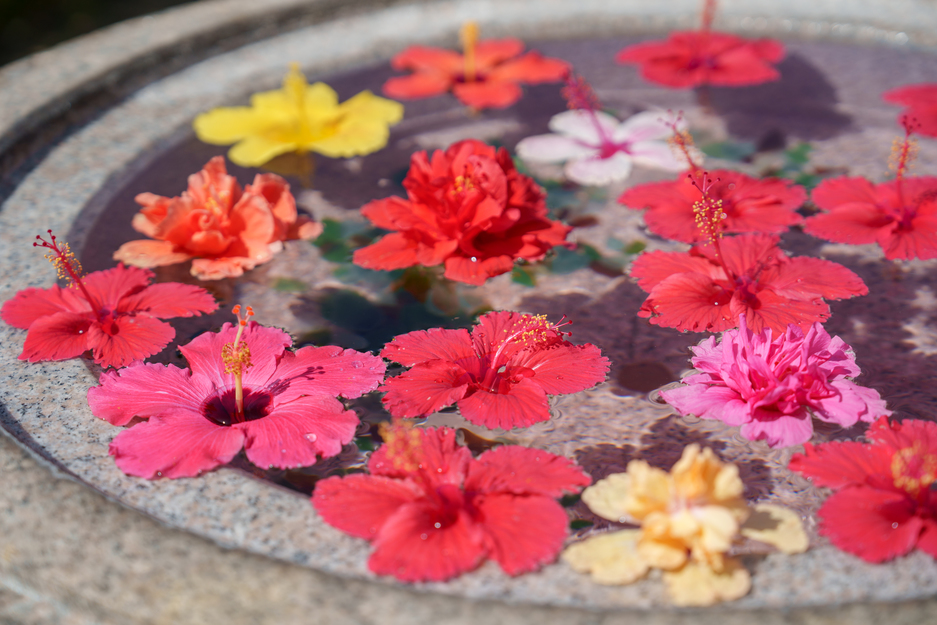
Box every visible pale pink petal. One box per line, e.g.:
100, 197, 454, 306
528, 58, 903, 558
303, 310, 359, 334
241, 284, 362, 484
312, 474, 423, 539
548, 110, 619, 145
457, 378, 550, 430
87, 362, 213, 426
515, 134, 597, 164
629, 141, 687, 171
812, 381, 891, 428
613, 110, 677, 143
565, 152, 634, 186
476, 493, 569, 575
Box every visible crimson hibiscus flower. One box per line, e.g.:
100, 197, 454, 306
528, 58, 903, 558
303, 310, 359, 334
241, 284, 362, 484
352, 139, 570, 286
630, 233, 868, 334
379, 311, 609, 429
312, 426, 590, 582
87, 313, 385, 478
1, 232, 217, 368
789, 417, 937, 563
620, 170, 806, 243
883, 84, 937, 137
382, 22, 569, 109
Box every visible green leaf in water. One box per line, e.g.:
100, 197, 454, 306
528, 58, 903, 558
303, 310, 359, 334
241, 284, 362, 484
785, 142, 812, 166
511, 265, 536, 287
549, 245, 593, 274
624, 240, 647, 255
570, 519, 594, 530
272, 277, 309, 292
354, 436, 375, 452
559, 493, 581, 508
701, 140, 756, 161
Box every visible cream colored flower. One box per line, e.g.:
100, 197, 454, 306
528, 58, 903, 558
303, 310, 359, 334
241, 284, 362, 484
565, 444, 807, 606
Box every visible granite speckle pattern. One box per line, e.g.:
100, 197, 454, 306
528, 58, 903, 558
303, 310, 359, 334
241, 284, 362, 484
4, 0, 937, 622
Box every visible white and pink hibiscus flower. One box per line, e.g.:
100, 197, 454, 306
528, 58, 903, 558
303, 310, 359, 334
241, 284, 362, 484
660, 315, 890, 448
515, 109, 690, 186
87, 313, 385, 478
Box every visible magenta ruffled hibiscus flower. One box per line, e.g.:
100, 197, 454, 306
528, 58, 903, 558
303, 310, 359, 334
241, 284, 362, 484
789, 417, 937, 563
661, 315, 890, 448
378, 311, 610, 429
88, 311, 385, 478
312, 426, 590, 582
1, 231, 217, 368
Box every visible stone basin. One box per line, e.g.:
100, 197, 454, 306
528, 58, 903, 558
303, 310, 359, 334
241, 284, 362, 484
2, 1, 937, 623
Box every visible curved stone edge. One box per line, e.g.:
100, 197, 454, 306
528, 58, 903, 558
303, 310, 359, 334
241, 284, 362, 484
2, 0, 937, 621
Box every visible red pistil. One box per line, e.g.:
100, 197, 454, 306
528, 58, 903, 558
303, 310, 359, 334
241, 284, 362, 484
222, 305, 254, 422
890, 114, 920, 223
690, 172, 734, 280
481, 314, 571, 391
34, 230, 101, 313
562, 73, 615, 151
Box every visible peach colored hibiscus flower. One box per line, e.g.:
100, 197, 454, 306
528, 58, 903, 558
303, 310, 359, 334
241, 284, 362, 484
113, 156, 322, 280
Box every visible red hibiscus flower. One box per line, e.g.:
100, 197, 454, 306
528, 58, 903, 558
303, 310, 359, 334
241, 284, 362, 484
629, 233, 868, 334
113, 156, 321, 280
352, 139, 570, 286
619, 170, 806, 244
616, 32, 784, 89
312, 425, 590, 582
883, 84, 937, 138
87, 310, 385, 478
789, 417, 937, 563
382, 22, 569, 109
378, 311, 609, 430
1, 232, 217, 369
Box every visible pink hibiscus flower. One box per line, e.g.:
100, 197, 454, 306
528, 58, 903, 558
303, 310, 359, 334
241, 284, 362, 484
619, 170, 806, 243
661, 315, 890, 448
379, 311, 609, 430
383, 22, 569, 109
352, 139, 570, 286
312, 425, 590, 582
883, 84, 937, 138
789, 417, 937, 563
629, 233, 868, 334
87, 308, 385, 478
1, 232, 217, 369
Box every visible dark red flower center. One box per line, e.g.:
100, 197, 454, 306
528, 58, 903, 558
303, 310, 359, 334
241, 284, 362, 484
201, 387, 273, 426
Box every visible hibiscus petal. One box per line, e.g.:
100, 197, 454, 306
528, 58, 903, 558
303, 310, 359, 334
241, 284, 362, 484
109, 412, 245, 479
180, 322, 292, 389
662, 384, 751, 426
87, 362, 213, 426
452, 80, 523, 109
381, 361, 471, 418
18, 311, 91, 362
628, 141, 687, 172
269, 345, 385, 403
367, 426, 472, 482
475, 493, 569, 575
369, 504, 487, 582
86, 315, 176, 369
803, 205, 893, 246
816, 485, 922, 563
389, 45, 463, 73
662, 558, 751, 606
352, 232, 424, 271
868, 416, 937, 454
457, 378, 550, 430
465, 445, 590, 497
474, 39, 525, 70
639, 272, 735, 333
239, 395, 358, 469
740, 504, 808, 554
443, 254, 514, 285
312, 474, 423, 539
879, 216, 937, 260
228, 135, 296, 168
630, 249, 723, 291
788, 440, 892, 489
380, 327, 474, 367
0, 285, 85, 329
118, 282, 217, 318
565, 152, 634, 186
515, 134, 597, 164
766, 256, 868, 301
548, 110, 619, 145
521, 343, 609, 395
563, 529, 648, 584
739, 409, 814, 448
193, 107, 269, 144
485, 51, 569, 84
810, 176, 879, 210
613, 110, 676, 143
81, 264, 154, 307
812, 380, 891, 428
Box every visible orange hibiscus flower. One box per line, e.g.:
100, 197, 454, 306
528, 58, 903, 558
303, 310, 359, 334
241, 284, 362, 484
114, 156, 322, 280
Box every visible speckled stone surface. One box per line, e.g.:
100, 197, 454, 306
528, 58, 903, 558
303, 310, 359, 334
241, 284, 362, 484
4, 0, 937, 623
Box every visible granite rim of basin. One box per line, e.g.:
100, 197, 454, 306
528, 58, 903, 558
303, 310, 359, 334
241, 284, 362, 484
2, 0, 937, 622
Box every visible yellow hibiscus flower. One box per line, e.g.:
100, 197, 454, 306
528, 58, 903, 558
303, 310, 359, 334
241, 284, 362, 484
564, 444, 807, 606
193, 64, 404, 167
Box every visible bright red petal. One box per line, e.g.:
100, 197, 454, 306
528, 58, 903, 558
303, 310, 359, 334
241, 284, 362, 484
879, 216, 937, 260
109, 412, 245, 479
81, 264, 154, 308
789, 441, 894, 489
239, 395, 358, 469
0, 285, 85, 329
474, 39, 525, 69
118, 282, 217, 318
475, 493, 569, 575
730, 288, 830, 335
522, 343, 609, 395
452, 80, 523, 109
466, 445, 590, 497
369, 502, 487, 582
382, 71, 453, 100
86, 314, 175, 369
803, 205, 893, 245
389, 45, 463, 73
380, 361, 471, 418
269, 345, 385, 403
817, 486, 922, 563
353, 232, 424, 271
486, 52, 569, 84
18, 311, 91, 362
639, 272, 734, 333
457, 378, 550, 430
443, 254, 515, 285
764, 256, 868, 301
87, 362, 212, 426
868, 416, 937, 456
380, 327, 474, 367
810, 177, 879, 211
368, 426, 471, 483
312, 474, 423, 539
630, 250, 722, 292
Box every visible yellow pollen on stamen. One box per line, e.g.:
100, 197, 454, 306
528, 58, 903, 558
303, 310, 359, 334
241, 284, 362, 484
460, 22, 479, 83
452, 175, 475, 194
379, 421, 424, 472
222, 305, 255, 420
891, 442, 937, 495
889, 135, 919, 180
43, 242, 82, 287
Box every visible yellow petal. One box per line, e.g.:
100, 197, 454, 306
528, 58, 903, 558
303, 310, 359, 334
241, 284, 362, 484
693, 505, 742, 554
228, 135, 296, 168
307, 119, 391, 158
663, 558, 751, 607
563, 530, 649, 585
636, 530, 688, 571
193, 107, 270, 144
339, 90, 405, 124
741, 504, 809, 554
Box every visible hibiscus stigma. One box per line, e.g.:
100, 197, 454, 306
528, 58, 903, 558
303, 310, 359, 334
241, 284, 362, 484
222, 305, 255, 421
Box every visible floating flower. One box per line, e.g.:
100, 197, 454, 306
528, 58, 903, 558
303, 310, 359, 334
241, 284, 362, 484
193, 64, 403, 167
564, 444, 806, 606
515, 74, 688, 186
87, 306, 385, 478
616, 1, 783, 89
113, 156, 322, 280
1, 232, 217, 369
661, 315, 890, 448
312, 425, 590, 582
382, 22, 569, 109
620, 170, 806, 243
352, 139, 570, 285
379, 311, 609, 429
789, 417, 937, 563
804, 118, 937, 261
883, 84, 937, 138
630, 198, 868, 334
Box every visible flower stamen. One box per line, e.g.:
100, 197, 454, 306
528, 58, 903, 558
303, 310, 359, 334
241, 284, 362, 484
460, 22, 479, 83
222, 305, 255, 421
889, 114, 920, 214
379, 420, 424, 472
34, 230, 100, 311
